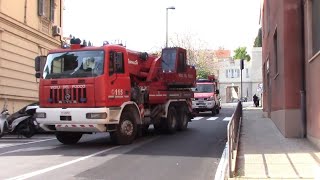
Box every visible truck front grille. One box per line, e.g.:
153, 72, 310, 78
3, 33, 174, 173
49, 87, 87, 104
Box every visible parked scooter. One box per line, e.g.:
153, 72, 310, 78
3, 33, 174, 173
0, 100, 39, 138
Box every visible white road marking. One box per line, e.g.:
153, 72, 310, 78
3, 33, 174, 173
192, 117, 203, 121
0, 138, 56, 149
223, 117, 232, 121
6, 137, 158, 180
0, 146, 59, 156
0, 139, 34, 142
207, 117, 218, 121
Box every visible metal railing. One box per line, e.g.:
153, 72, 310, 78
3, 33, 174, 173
227, 101, 243, 178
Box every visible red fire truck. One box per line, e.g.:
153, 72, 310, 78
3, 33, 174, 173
34, 39, 196, 145
191, 75, 221, 115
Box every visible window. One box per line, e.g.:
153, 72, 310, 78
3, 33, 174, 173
225, 69, 228, 78
313, 0, 320, 54
38, 0, 55, 22
109, 51, 124, 75
273, 29, 278, 75
162, 49, 177, 72
231, 69, 234, 78
115, 52, 125, 73
246, 68, 249, 78
235, 69, 240, 78
43, 51, 104, 79
178, 52, 186, 72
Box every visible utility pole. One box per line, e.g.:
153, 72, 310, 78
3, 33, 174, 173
240, 59, 244, 100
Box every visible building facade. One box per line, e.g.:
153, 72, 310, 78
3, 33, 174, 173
217, 48, 262, 103
0, 0, 63, 112
262, 0, 320, 148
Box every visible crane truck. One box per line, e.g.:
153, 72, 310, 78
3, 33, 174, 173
34, 39, 196, 145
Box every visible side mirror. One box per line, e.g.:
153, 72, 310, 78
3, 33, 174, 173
215, 89, 220, 95
35, 72, 41, 78
35, 56, 46, 72
35, 56, 41, 72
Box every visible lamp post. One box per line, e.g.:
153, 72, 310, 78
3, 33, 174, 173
166, 6, 175, 47
240, 59, 244, 101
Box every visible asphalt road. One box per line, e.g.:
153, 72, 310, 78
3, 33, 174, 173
0, 106, 235, 180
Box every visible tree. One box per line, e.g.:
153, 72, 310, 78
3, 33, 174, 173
170, 33, 217, 78
197, 69, 210, 79
233, 47, 251, 61
253, 27, 262, 47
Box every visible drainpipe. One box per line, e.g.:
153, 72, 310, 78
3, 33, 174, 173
300, 0, 306, 138
59, 0, 63, 47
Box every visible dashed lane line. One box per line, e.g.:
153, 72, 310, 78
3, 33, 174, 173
223, 117, 232, 121
192, 117, 204, 121
207, 117, 219, 121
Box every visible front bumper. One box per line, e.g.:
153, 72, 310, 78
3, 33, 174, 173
36, 107, 119, 132
192, 100, 215, 111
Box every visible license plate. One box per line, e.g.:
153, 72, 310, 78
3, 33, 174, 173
60, 116, 72, 121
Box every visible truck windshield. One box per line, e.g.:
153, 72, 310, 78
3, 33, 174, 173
43, 51, 104, 79
195, 84, 214, 93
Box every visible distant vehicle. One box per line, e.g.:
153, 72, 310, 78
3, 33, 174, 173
191, 76, 221, 115
239, 97, 248, 102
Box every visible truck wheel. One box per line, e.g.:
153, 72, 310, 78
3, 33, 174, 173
215, 107, 220, 114
56, 132, 82, 144
211, 108, 216, 115
177, 106, 189, 131
165, 106, 177, 134
110, 109, 137, 145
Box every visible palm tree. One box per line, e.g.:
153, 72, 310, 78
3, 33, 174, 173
233, 47, 251, 61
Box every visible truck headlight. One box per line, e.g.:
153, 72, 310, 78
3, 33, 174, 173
86, 112, 107, 119
208, 96, 214, 101
36, 112, 46, 118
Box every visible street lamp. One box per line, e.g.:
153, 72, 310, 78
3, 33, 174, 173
166, 6, 175, 47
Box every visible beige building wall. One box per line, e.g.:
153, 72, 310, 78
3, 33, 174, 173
0, 0, 63, 112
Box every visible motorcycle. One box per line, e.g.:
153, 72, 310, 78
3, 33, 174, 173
0, 100, 39, 138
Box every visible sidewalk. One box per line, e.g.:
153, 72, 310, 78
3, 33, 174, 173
234, 107, 320, 179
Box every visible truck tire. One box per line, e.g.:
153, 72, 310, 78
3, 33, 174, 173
56, 132, 82, 144
211, 108, 217, 115
215, 107, 220, 114
177, 106, 189, 131
165, 106, 177, 134
110, 109, 137, 145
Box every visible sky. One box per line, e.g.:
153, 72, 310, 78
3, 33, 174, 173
63, 0, 261, 55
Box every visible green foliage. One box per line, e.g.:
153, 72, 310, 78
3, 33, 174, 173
196, 69, 210, 79
233, 47, 251, 61
253, 28, 262, 47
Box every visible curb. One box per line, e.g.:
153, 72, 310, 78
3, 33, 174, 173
215, 143, 229, 180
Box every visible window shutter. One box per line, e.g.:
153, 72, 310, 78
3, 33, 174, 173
38, 0, 44, 16
50, 0, 55, 22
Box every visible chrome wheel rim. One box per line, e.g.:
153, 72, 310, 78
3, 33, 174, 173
121, 120, 134, 136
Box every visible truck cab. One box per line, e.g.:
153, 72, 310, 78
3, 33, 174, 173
191, 77, 221, 115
